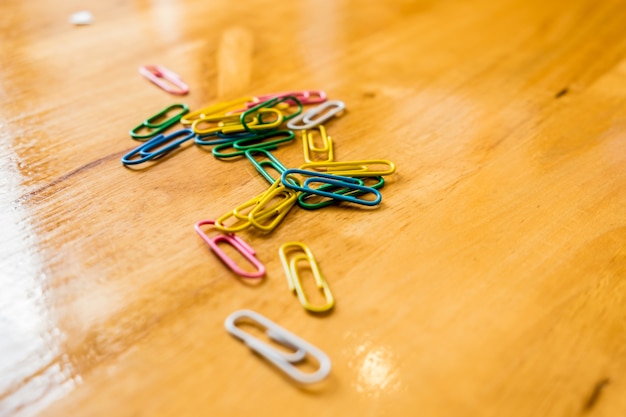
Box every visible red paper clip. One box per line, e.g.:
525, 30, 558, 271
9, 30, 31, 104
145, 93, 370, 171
139, 65, 189, 95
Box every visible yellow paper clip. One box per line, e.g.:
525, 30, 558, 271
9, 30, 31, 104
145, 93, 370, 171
192, 107, 283, 136
299, 159, 396, 177
279, 242, 334, 313
214, 208, 251, 233
192, 112, 242, 136
248, 181, 299, 232
215, 190, 266, 233
181, 96, 257, 125
216, 180, 298, 233
302, 126, 334, 163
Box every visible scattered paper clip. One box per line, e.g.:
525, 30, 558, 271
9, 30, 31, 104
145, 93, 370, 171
215, 179, 298, 233
190, 96, 294, 136
281, 169, 382, 206
225, 309, 331, 384
211, 130, 294, 159
298, 176, 385, 210
130, 104, 189, 140
122, 129, 194, 165
139, 65, 189, 95
181, 97, 258, 126
300, 159, 396, 177
194, 220, 265, 278
245, 149, 289, 184
302, 126, 334, 163
287, 100, 345, 130
240, 96, 303, 132
248, 180, 299, 232
245, 90, 327, 108
279, 242, 334, 313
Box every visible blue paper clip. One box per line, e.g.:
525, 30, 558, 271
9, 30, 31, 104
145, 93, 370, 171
281, 169, 381, 206
122, 129, 194, 165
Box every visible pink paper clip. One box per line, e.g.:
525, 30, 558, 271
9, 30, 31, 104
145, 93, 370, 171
300, 90, 327, 104
245, 91, 327, 108
139, 65, 189, 95
194, 219, 265, 279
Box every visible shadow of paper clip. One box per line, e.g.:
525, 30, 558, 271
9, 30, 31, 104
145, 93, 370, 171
225, 310, 331, 384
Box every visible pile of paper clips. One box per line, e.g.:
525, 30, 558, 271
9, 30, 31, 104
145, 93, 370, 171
122, 89, 396, 384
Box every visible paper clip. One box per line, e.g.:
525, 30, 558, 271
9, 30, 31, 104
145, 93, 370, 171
302, 126, 334, 163
248, 180, 299, 232
299, 90, 327, 105
225, 310, 331, 384
130, 104, 189, 140
298, 176, 385, 210
241, 96, 302, 131
300, 159, 396, 177
281, 169, 382, 207
245, 149, 288, 185
245, 90, 327, 108
214, 207, 252, 233
212, 131, 294, 159
214, 179, 298, 233
181, 97, 258, 126
191, 108, 278, 136
194, 220, 265, 278
279, 242, 334, 313
139, 65, 189, 95
191, 113, 243, 136
194, 132, 240, 146
302, 177, 382, 206
287, 100, 345, 130
122, 129, 195, 165
245, 91, 306, 108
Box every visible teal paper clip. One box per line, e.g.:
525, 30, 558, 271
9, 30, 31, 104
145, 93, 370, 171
196, 130, 262, 146
245, 149, 288, 185
194, 133, 238, 146
129, 103, 189, 140
281, 169, 381, 207
298, 176, 385, 209
302, 177, 382, 206
212, 130, 294, 159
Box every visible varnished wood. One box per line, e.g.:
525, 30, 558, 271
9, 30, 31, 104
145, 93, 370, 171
1, 0, 626, 416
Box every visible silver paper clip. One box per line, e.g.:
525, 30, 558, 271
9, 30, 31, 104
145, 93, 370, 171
287, 100, 345, 130
225, 310, 331, 384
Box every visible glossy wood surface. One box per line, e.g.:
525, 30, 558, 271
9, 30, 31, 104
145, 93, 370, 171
2, 0, 626, 416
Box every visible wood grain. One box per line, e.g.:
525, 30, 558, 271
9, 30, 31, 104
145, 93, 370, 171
1, 0, 626, 416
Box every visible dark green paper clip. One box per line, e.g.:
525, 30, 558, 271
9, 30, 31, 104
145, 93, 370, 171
130, 103, 189, 140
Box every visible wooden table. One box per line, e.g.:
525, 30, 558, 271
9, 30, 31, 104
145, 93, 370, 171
1, 0, 625, 416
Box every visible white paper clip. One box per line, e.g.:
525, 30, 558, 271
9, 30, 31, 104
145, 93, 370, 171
225, 310, 331, 384
286, 100, 346, 130
69, 11, 93, 26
